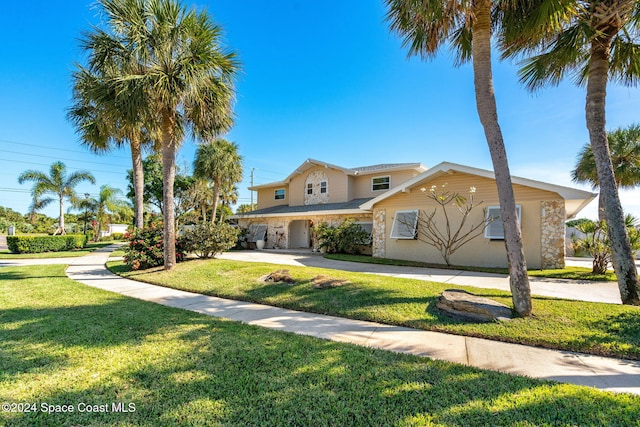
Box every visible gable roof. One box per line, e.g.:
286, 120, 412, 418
359, 162, 597, 218
248, 158, 426, 190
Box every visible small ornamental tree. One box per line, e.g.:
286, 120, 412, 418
181, 222, 239, 259
124, 222, 185, 270
416, 185, 494, 266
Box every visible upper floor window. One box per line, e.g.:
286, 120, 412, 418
484, 205, 521, 239
320, 181, 327, 194
306, 183, 313, 195
372, 176, 390, 191
274, 189, 285, 200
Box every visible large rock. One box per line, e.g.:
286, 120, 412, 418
437, 289, 513, 322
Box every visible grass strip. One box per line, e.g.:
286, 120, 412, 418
0, 242, 116, 259
325, 253, 617, 281
108, 258, 640, 360
2, 264, 640, 426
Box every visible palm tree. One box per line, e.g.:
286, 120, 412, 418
572, 124, 640, 218
68, 65, 152, 230
90, 0, 238, 270
385, 0, 532, 316
505, 0, 640, 305
193, 139, 243, 224
18, 161, 95, 235
94, 185, 133, 239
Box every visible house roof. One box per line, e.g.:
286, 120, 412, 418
359, 162, 597, 218
232, 198, 374, 219
248, 158, 426, 190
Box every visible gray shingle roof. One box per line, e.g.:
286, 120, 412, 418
351, 163, 421, 173
237, 198, 373, 216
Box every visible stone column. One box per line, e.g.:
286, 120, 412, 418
372, 208, 386, 258
540, 200, 566, 269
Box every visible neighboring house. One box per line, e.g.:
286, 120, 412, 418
233, 159, 596, 269
99, 223, 129, 238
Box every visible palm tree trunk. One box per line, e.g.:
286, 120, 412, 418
472, 0, 531, 316
586, 41, 640, 305
131, 136, 145, 229
211, 179, 221, 224
162, 110, 177, 270
58, 196, 65, 235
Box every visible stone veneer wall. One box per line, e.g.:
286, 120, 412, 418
372, 208, 386, 258
304, 171, 330, 205
540, 200, 566, 269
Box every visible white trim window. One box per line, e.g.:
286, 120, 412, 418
372, 176, 390, 191
355, 221, 373, 244
274, 189, 286, 200
248, 224, 268, 242
320, 181, 328, 194
390, 210, 419, 239
484, 205, 522, 239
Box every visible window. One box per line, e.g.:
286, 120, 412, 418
320, 181, 327, 194
247, 224, 267, 242
274, 189, 285, 200
390, 210, 419, 239
484, 205, 522, 239
372, 176, 390, 191
306, 183, 313, 195
356, 222, 373, 244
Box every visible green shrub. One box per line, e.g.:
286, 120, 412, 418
111, 232, 125, 241
314, 220, 370, 255
124, 222, 186, 270
6, 234, 87, 254
181, 222, 239, 259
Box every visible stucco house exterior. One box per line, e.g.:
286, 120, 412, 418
233, 159, 596, 269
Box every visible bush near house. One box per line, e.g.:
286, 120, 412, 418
181, 222, 239, 259
314, 220, 370, 255
6, 234, 87, 254
123, 222, 186, 270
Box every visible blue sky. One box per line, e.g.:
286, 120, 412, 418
1, 0, 639, 221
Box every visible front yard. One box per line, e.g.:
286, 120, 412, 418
1, 264, 640, 426
108, 258, 640, 360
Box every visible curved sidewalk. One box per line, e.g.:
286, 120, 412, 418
56, 245, 640, 395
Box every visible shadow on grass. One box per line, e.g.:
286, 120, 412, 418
4, 306, 639, 426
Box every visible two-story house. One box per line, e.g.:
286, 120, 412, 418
234, 158, 596, 269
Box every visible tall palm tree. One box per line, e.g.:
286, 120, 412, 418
193, 139, 243, 224
385, 0, 532, 316
90, 0, 238, 270
504, 0, 640, 305
572, 124, 640, 217
17, 161, 95, 235
68, 65, 152, 230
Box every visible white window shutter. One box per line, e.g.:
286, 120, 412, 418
390, 210, 418, 239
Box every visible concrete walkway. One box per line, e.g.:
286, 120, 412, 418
44, 245, 637, 395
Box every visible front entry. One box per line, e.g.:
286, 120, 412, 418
289, 220, 310, 249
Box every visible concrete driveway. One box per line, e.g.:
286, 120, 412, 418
218, 251, 624, 304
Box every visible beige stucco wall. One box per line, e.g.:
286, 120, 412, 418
256, 186, 289, 210
372, 172, 566, 269
351, 170, 422, 200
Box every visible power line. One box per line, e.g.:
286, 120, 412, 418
0, 138, 130, 160
0, 148, 130, 168
0, 158, 129, 176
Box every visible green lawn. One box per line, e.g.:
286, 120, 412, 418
325, 253, 617, 282
108, 258, 640, 360
2, 264, 639, 426
0, 242, 117, 259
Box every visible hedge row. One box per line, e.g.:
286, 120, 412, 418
7, 234, 87, 254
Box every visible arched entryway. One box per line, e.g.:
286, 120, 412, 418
288, 220, 310, 249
